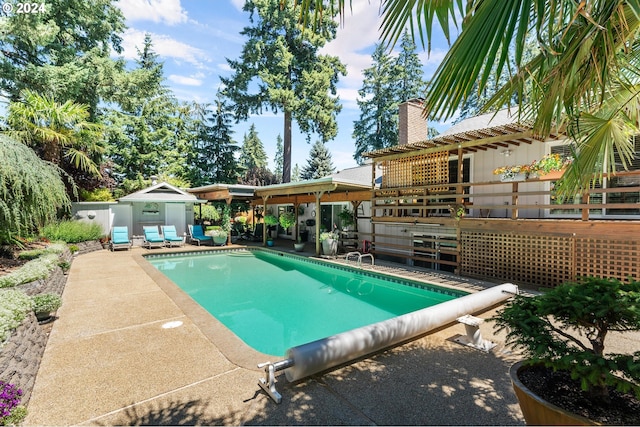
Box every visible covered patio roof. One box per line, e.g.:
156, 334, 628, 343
364, 109, 565, 161
187, 183, 257, 202
254, 176, 371, 203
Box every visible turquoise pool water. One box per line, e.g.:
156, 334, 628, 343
147, 250, 467, 355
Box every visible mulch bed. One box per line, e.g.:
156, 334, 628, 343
519, 365, 640, 425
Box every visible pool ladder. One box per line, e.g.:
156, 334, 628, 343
345, 251, 374, 268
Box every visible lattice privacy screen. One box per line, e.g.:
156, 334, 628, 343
461, 232, 640, 287
460, 232, 575, 288
381, 152, 449, 190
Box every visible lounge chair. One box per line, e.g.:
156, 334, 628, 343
110, 226, 132, 251
143, 226, 165, 249
187, 224, 213, 246
161, 225, 185, 247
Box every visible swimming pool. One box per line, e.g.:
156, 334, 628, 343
147, 249, 468, 356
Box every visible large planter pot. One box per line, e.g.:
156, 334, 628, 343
212, 235, 227, 246
510, 361, 597, 426
266, 240, 274, 247
321, 238, 337, 256
293, 242, 305, 252
538, 169, 565, 180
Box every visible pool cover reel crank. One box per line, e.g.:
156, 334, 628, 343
257, 359, 294, 404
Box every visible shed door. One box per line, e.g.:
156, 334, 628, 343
165, 203, 186, 236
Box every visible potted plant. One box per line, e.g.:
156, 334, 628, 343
319, 231, 338, 256
293, 236, 305, 252
278, 211, 296, 233
493, 164, 531, 181
448, 204, 465, 221
206, 228, 227, 246
263, 214, 278, 239
493, 277, 640, 425
337, 207, 355, 230
266, 236, 275, 247
531, 153, 572, 179
31, 293, 62, 322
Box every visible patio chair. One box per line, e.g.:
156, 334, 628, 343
143, 226, 165, 249
187, 224, 213, 246
160, 225, 185, 247
110, 226, 132, 251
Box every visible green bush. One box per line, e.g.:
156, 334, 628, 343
0, 254, 59, 288
41, 220, 104, 243
31, 293, 62, 313
79, 188, 114, 201
0, 290, 32, 345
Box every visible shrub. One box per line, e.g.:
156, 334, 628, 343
0, 290, 32, 345
31, 293, 62, 314
493, 276, 640, 400
41, 220, 103, 243
0, 381, 23, 424
0, 254, 59, 288
79, 188, 114, 201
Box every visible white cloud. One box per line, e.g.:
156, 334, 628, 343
321, 3, 383, 90
230, 0, 244, 12
117, 0, 188, 25
168, 74, 203, 86
119, 28, 209, 67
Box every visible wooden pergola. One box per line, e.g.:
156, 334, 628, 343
254, 177, 371, 255
187, 183, 258, 245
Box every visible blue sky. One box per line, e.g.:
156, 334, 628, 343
116, 0, 455, 172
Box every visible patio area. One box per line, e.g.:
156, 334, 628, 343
23, 243, 531, 425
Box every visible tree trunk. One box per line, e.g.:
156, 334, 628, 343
283, 110, 292, 183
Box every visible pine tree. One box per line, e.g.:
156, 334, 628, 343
105, 34, 179, 183
273, 134, 284, 183
291, 163, 301, 182
221, 0, 345, 183
301, 141, 334, 180
352, 44, 399, 164
184, 97, 239, 187
352, 30, 429, 164
395, 31, 428, 103
239, 124, 268, 171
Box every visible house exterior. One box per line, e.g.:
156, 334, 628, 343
362, 100, 640, 287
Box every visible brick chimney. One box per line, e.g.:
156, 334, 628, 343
398, 99, 427, 145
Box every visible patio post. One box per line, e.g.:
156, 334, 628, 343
262, 195, 270, 246
313, 191, 325, 255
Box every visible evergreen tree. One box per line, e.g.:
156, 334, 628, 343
221, 0, 345, 183
395, 31, 428, 103
273, 134, 284, 183
352, 32, 428, 163
239, 124, 268, 171
352, 44, 400, 164
105, 34, 179, 183
301, 140, 334, 180
291, 163, 301, 182
0, 0, 126, 115
185, 97, 239, 187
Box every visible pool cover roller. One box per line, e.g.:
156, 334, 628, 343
283, 282, 518, 382
258, 282, 518, 403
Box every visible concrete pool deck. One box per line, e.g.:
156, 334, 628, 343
24, 244, 531, 425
